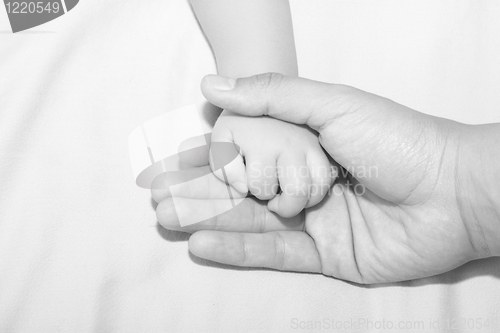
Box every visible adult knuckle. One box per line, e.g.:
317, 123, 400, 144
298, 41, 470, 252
252, 201, 267, 233
273, 232, 286, 270
251, 72, 284, 93
239, 233, 249, 265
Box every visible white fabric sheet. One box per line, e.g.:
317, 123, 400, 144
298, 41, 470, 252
1, 0, 500, 332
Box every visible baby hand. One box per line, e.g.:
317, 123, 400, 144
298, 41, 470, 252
210, 110, 335, 218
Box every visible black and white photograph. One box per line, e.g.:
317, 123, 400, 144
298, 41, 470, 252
1, 0, 500, 332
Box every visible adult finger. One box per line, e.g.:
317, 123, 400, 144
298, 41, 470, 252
151, 165, 250, 203
156, 197, 304, 233
189, 230, 322, 273
200, 73, 360, 132
151, 166, 229, 203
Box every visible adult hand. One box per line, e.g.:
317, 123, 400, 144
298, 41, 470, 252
154, 73, 500, 284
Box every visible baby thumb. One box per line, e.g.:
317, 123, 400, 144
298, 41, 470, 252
209, 128, 247, 194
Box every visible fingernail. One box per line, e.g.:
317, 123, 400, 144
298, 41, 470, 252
206, 75, 236, 91
267, 195, 279, 213
232, 181, 248, 193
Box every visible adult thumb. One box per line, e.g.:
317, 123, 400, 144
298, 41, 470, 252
200, 73, 358, 132
200, 73, 437, 204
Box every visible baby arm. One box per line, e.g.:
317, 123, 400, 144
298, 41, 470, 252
190, 0, 334, 217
